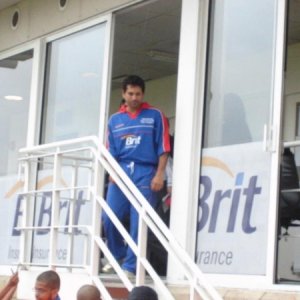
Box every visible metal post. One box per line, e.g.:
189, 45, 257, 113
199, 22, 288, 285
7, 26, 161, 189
136, 208, 147, 285
89, 157, 101, 276
66, 161, 78, 270
19, 161, 30, 265
49, 151, 61, 268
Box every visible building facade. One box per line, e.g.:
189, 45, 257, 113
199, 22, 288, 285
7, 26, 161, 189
0, 0, 300, 296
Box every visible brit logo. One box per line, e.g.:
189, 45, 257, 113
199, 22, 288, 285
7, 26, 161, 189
125, 135, 141, 146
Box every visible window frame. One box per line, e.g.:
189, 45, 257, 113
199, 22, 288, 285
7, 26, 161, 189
38, 13, 113, 147
0, 12, 113, 270
0, 41, 37, 273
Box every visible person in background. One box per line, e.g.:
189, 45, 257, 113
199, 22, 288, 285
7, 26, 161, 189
103, 75, 170, 277
147, 130, 174, 276
0, 272, 19, 300
127, 286, 158, 300
34, 270, 61, 300
77, 284, 101, 300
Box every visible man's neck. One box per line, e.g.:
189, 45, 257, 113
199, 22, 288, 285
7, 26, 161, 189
126, 108, 137, 114
126, 105, 142, 114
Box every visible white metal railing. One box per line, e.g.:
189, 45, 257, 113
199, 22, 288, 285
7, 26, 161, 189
283, 140, 300, 148
17, 136, 222, 300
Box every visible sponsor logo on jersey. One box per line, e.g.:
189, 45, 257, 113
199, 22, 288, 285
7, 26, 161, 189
122, 134, 141, 146
140, 118, 154, 124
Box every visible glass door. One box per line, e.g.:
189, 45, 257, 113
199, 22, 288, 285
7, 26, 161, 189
0, 50, 33, 264
41, 23, 107, 143
32, 20, 110, 266
196, 0, 283, 276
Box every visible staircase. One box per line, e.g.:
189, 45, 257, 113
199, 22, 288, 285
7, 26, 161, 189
16, 136, 222, 300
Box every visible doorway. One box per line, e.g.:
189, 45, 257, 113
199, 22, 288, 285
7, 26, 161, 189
109, 0, 181, 134
107, 0, 181, 275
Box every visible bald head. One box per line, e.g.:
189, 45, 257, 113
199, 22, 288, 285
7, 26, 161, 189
77, 285, 101, 300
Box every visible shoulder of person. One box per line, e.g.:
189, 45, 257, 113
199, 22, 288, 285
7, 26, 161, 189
143, 103, 164, 115
109, 111, 124, 121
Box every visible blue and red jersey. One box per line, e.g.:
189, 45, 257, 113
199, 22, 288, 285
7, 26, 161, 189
107, 102, 170, 165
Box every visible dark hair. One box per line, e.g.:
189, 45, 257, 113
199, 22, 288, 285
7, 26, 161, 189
36, 270, 60, 290
122, 75, 145, 93
119, 98, 126, 107
128, 286, 158, 300
77, 284, 100, 300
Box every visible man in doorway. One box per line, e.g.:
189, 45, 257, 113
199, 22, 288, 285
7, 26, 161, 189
103, 75, 170, 276
34, 270, 61, 300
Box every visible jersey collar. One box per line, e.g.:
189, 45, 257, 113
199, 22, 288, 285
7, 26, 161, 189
119, 102, 151, 117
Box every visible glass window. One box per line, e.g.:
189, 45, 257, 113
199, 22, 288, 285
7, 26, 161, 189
0, 50, 32, 175
203, 0, 275, 147
0, 50, 33, 265
31, 23, 107, 267
41, 23, 106, 143
197, 0, 278, 275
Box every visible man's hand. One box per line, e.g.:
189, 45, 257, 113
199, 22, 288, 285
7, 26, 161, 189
108, 175, 115, 183
151, 173, 164, 191
151, 153, 168, 191
8, 273, 19, 287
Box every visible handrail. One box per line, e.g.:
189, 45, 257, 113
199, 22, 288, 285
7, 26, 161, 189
283, 140, 300, 148
18, 135, 222, 300
96, 144, 221, 299
19, 135, 99, 153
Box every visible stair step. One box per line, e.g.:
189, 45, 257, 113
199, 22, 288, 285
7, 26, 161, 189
11, 272, 300, 300
106, 286, 129, 299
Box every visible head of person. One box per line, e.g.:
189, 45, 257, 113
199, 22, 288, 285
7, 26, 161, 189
122, 75, 145, 112
77, 284, 101, 300
34, 270, 60, 300
127, 286, 158, 300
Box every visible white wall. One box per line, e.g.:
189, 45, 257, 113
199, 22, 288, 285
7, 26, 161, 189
0, 0, 133, 52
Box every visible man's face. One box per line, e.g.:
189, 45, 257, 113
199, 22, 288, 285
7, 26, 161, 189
34, 281, 58, 300
122, 85, 144, 112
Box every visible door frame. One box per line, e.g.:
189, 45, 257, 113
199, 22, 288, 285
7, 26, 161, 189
170, 0, 288, 287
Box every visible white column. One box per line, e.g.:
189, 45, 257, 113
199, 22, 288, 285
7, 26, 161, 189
168, 0, 209, 281
266, 0, 287, 283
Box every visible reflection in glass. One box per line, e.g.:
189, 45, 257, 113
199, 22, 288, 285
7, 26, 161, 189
203, 0, 276, 147
221, 93, 252, 145
41, 23, 106, 143
0, 50, 33, 175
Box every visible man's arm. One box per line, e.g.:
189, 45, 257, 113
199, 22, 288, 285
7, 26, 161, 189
151, 152, 169, 192
0, 273, 19, 300
2, 286, 17, 300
